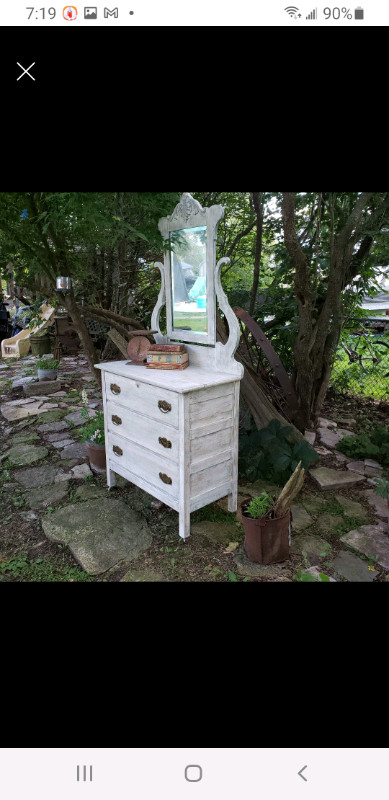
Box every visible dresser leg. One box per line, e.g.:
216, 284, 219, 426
107, 469, 117, 489
228, 491, 237, 513
179, 509, 191, 539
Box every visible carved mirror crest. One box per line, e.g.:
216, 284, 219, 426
158, 193, 224, 346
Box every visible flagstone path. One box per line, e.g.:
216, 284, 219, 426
1, 351, 388, 581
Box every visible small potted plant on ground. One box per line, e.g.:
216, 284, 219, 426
36, 356, 60, 381
79, 389, 106, 473
241, 461, 305, 564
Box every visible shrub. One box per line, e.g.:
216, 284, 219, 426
337, 426, 389, 465
239, 418, 319, 484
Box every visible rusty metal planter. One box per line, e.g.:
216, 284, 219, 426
86, 441, 106, 473
241, 497, 290, 564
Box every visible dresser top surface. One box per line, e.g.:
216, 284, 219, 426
95, 361, 240, 394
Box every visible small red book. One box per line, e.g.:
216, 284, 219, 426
148, 344, 186, 353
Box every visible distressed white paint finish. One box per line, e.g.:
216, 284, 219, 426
96, 360, 238, 393
106, 400, 179, 462
101, 372, 116, 489
109, 430, 180, 501
107, 458, 180, 512
178, 393, 190, 539
228, 381, 241, 513
190, 394, 234, 425
103, 371, 179, 427
190, 427, 233, 463
96, 193, 244, 540
190, 459, 233, 498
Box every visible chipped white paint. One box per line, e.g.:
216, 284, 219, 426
96, 193, 243, 539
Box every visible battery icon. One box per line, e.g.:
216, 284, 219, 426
354, 6, 364, 17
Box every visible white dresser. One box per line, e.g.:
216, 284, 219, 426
95, 193, 243, 539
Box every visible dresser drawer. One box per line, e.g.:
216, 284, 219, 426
104, 373, 179, 428
108, 430, 179, 500
106, 400, 179, 462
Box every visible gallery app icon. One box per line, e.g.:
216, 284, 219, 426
84, 6, 97, 15
63, 5, 77, 17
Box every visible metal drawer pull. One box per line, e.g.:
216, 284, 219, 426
159, 472, 172, 485
158, 436, 172, 449
112, 414, 122, 426
113, 445, 123, 456
158, 400, 172, 413
110, 383, 121, 395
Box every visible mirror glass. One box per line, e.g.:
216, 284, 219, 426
170, 226, 207, 335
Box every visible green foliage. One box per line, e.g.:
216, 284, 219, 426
295, 568, 330, 582
239, 419, 319, 484
337, 425, 389, 465
35, 357, 59, 370
246, 492, 274, 519
0, 555, 93, 582
375, 478, 389, 500
79, 409, 105, 446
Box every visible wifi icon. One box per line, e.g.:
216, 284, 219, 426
284, 5, 300, 15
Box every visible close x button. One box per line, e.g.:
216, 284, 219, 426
16, 62, 36, 81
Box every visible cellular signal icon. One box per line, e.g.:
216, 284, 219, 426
306, 7, 317, 16
285, 5, 300, 15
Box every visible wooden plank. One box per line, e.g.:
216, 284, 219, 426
190, 482, 231, 513
190, 459, 232, 498
190, 394, 234, 425
189, 383, 234, 404
107, 328, 128, 358
190, 417, 233, 440
190, 449, 232, 474
191, 429, 233, 463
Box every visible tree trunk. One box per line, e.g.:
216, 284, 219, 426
61, 291, 101, 388
281, 191, 377, 427
249, 192, 263, 316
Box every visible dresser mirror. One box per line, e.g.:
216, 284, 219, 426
170, 225, 208, 336
158, 193, 225, 347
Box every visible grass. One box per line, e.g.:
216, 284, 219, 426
0, 555, 93, 582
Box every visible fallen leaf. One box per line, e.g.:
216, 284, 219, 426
223, 542, 239, 554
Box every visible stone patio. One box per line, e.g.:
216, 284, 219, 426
1, 355, 388, 582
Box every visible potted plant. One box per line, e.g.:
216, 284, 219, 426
241, 461, 305, 564
79, 390, 106, 473
36, 356, 60, 381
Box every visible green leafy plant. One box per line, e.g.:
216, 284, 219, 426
337, 425, 389, 465
79, 410, 105, 446
239, 418, 319, 484
35, 357, 60, 371
246, 491, 274, 519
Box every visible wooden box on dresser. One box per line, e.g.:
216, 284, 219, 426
95, 193, 244, 540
